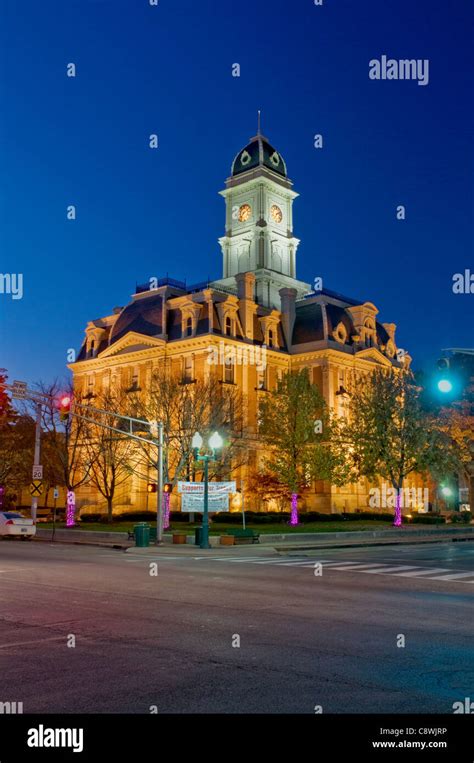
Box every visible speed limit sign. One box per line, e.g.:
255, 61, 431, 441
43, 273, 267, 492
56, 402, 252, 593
32, 465, 43, 480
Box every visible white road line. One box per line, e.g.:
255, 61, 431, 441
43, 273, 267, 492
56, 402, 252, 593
277, 561, 326, 567
427, 572, 474, 581
323, 563, 397, 571
317, 561, 358, 567
392, 568, 450, 577
359, 566, 421, 574
216, 556, 283, 564
251, 558, 324, 565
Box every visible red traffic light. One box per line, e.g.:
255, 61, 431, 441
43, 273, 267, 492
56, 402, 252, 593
58, 395, 72, 422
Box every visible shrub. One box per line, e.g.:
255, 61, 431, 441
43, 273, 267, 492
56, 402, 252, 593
111, 512, 153, 522
410, 514, 446, 525
80, 513, 104, 523
450, 511, 472, 524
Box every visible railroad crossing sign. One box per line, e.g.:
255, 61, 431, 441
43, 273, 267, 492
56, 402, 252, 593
32, 465, 43, 480
30, 480, 43, 496
11, 380, 28, 400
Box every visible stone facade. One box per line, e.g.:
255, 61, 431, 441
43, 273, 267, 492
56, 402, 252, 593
70, 129, 428, 514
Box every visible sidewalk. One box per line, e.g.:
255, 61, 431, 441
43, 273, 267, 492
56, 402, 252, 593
35, 525, 474, 554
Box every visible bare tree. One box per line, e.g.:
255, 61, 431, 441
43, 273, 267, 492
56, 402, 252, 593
81, 389, 136, 521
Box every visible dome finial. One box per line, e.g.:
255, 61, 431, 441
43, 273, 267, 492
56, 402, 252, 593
257, 109, 261, 136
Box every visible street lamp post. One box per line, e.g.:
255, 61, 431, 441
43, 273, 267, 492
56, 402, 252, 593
192, 431, 223, 549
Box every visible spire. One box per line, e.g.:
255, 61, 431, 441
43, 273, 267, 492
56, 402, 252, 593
257, 109, 261, 136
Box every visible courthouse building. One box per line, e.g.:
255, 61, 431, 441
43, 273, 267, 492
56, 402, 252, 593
71, 127, 418, 514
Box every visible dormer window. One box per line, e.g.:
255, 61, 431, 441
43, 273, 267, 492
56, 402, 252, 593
89, 340, 95, 358
225, 316, 232, 335
268, 329, 274, 348
185, 317, 193, 337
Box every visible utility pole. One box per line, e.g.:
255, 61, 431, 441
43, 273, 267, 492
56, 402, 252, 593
31, 402, 42, 523
156, 422, 164, 544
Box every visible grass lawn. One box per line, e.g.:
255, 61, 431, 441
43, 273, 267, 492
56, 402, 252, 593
39, 520, 404, 535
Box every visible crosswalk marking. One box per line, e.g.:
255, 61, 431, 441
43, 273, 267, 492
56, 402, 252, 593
392, 568, 449, 577
359, 565, 421, 574
323, 563, 406, 571
427, 571, 474, 581
207, 557, 474, 584
99, 552, 473, 584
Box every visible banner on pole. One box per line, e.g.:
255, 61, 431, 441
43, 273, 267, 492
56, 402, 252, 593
180, 492, 230, 513
178, 481, 235, 495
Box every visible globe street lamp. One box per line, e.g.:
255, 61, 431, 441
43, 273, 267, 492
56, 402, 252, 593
437, 379, 453, 394
192, 431, 223, 549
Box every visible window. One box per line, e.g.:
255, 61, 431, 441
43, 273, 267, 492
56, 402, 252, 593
89, 340, 95, 358
131, 368, 139, 389
183, 356, 193, 383
268, 329, 274, 348
225, 316, 232, 335
224, 358, 235, 384
256, 369, 266, 390
185, 317, 193, 337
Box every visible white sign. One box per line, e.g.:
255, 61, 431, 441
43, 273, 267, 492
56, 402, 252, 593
12, 380, 28, 400
181, 493, 229, 512
53, 488, 59, 499
32, 465, 43, 480
178, 481, 236, 494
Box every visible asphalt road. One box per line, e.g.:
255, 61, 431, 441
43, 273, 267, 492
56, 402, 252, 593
0, 539, 473, 714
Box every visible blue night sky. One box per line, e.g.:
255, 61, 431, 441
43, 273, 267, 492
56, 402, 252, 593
1, 0, 472, 384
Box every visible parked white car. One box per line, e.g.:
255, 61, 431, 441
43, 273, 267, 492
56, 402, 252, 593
0, 512, 36, 539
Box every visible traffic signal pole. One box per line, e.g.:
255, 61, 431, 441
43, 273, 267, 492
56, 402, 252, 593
31, 402, 42, 523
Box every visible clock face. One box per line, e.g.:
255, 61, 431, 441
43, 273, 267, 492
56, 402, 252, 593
270, 204, 283, 223
238, 203, 252, 222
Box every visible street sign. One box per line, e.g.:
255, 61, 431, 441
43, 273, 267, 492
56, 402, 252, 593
181, 492, 229, 512
32, 465, 43, 480
53, 488, 59, 500
178, 481, 236, 494
30, 480, 43, 496
11, 380, 28, 400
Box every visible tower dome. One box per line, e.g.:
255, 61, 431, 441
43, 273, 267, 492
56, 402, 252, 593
231, 133, 287, 178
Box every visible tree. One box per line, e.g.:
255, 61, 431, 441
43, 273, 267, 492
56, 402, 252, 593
339, 368, 461, 526
130, 368, 247, 525
82, 390, 135, 522
0, 369, 14, 424
437, 391, 474, 512
0, 414, 35, 504
258, 369, 346, 523
35, 380, 91, 525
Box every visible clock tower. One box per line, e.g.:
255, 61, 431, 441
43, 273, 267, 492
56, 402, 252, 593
212, 124, 311, 309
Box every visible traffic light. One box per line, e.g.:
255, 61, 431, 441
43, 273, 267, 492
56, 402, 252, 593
147, 483, 157, 493
59, 395, 72, 422
163, 483, 173, 493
